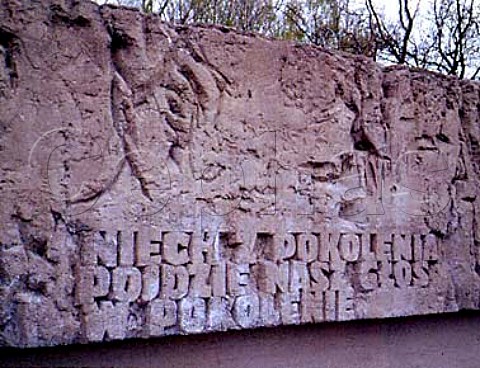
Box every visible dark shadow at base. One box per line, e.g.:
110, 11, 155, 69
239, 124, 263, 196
2, 311, 480, 368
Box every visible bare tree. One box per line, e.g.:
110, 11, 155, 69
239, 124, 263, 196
366, 0, 422, 65
284, 0, 377, 57
367, 0, 479, 79
431, 0, 480, 79
102, 0, 479, 79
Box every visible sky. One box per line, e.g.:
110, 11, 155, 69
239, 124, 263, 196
353, 0, 428, 20
93, 0, 429, 21
91, 0, 432, 47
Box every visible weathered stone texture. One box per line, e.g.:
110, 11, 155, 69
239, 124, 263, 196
1, 0, 480, 348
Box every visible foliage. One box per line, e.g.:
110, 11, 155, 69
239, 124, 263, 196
101, 0, 480, 80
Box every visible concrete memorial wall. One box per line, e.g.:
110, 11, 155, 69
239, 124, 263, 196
1, 0, 480, 348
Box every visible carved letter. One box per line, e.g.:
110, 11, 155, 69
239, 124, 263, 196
161, 265, 189, 300
338, 233, 360, 262
394, 260, 412, 288
297, 234, 318, 262
233, 294, 260, 328
188, 263, 212, 298
179, 297, 206, 333
84, 301, 128, 342
163, 232, 190, 265
147, 299, 177, 336
141, 265, 160, 302
111, 267, 142, 302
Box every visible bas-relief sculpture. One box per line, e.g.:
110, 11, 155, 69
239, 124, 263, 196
1, 0, 480, 347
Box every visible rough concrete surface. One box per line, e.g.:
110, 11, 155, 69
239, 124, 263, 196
1, 0, 480, 348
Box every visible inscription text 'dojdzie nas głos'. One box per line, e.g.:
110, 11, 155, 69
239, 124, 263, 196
76, 229, 440, 341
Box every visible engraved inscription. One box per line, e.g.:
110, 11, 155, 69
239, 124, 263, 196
76, 229, 442, 341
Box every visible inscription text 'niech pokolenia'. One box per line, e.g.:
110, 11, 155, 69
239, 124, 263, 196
76, 230, 440, 341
